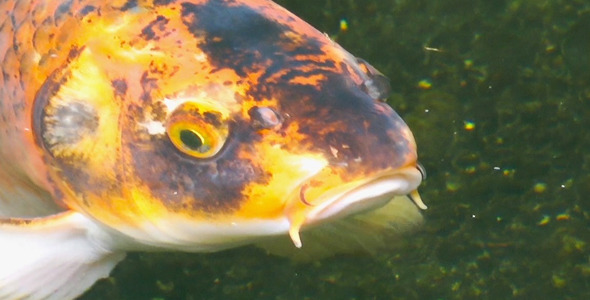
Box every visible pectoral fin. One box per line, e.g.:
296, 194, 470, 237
256, 195, 423, 261
0, 211, 125, 300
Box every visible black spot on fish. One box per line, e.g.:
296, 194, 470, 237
181, 2, 290, 77
111, 79, 128, 97
54, 0, 73, 22
66, 46, 84, 61
179, 0, 336, 107
79, 5, 97, 17
119, 0, 138, 11
140, 71, 158, 102
141, 15, 170, 41
154, 0, 176, 6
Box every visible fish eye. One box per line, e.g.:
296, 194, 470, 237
166, 103, 228, 159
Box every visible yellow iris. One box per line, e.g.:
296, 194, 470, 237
166, 103, 228, 159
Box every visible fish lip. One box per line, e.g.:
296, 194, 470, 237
304, 166, 424, 224
286, 165, 424, 248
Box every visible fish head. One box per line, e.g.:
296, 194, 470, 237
32, 0, 424, 249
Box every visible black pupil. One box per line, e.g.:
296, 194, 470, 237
179, 130, 203, 151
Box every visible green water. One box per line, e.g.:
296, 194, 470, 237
82, 0, 590, 299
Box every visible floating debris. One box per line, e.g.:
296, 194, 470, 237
537, 215, 550, 226
555, 213, 570, 221
533, 182, 547, 194
418, 79, 433, 90
339, 19, 348, 32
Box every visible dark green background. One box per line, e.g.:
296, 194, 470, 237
83, 0, 590, 299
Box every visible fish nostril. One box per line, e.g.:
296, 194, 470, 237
356, 57, 392, 101
248, 106, 283, 130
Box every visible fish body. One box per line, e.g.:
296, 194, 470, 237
0, 0, 425, 299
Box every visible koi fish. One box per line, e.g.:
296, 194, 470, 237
0, 0, 426, 299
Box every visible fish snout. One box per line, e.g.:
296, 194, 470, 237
315, 97, 419, 178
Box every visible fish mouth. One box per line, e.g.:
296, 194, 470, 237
286, 166, 426, 248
